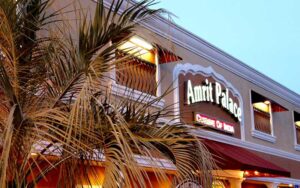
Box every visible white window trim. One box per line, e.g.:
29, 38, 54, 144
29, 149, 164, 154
111, 83, 165, 109
292, 112, 300, 151
250, 90, 276, 143
251, 129, 276, 143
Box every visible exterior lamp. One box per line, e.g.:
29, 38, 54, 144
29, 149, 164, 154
118, 36, 155, 64
295, 121, 300, 127
129, 36, 153, 50
253, 102, 270, 113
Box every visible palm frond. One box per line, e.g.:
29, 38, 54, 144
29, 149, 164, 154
0, 0, 216, 187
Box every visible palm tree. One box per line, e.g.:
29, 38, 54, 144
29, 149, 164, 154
0, 0, 215, 187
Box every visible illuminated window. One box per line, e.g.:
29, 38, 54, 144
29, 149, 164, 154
116, 36, 157, 96
253, 101, 272, 134
251, 91, 287, 139
252, 91, 273, 135
294, 111, 300, 145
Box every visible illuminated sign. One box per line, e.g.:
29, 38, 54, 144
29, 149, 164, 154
187, 79, 242, 122
195, 113, 235, 134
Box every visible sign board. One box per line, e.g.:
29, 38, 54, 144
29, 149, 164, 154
179, 72, 242, 138
187, 79, 242, 122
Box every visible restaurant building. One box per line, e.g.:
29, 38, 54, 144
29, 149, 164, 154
46, 0, 300, 187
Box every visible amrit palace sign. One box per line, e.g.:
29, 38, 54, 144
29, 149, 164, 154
178, 70, 242, 138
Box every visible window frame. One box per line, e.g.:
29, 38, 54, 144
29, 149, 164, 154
250, 90, 276, 143
110, 37, 164, 108
293, 111, 300, 151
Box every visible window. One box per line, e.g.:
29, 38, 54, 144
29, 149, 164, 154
116, 36, 157, 96
251, 91, 273, 135
294, 111, 300, 145
250, 91, 287, 142
253, 101, 272, 134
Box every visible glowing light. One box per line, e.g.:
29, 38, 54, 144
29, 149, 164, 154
264, 100, 271, 105
289, 184, 293, 187
295, 121, 300, 127
244, 171, 249, 176
129, 36, 153, 50
118, 36, 155, 64
253, 102, 270, 113
254, 171, 259, 175
195, 113, 235, 134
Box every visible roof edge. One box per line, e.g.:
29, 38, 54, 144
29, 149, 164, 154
102, 0, 300, 107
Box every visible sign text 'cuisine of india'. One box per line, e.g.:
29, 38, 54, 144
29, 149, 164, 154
194, 113, 235, 134
186, 79, 242, 122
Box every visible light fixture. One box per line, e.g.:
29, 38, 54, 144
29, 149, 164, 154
289, 184, 293, 187
244, 171, 249, 176
129, 36, 153, 50
253, 102, 270, 113
254, 171, 259, 175
117, 36, 155, 64
295, 121, 300, 127
264, 100, 271, 105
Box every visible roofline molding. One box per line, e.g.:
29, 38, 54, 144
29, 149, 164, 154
101, 0, 300, 106
129, 3, 300, 107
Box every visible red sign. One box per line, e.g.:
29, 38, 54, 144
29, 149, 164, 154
194, 113, 235, 134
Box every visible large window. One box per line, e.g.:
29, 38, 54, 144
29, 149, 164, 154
253, 101, 272, 134
251, 91, 287, 142
116, 36, 157, 96
252, 92, 273, 135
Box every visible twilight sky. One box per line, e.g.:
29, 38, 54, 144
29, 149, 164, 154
154, 0, 300, 94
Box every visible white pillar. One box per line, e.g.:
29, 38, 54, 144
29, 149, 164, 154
265, 182, 280, 188
228, 178, 244, 188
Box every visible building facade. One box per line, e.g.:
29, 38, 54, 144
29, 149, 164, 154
112, 2, 300, 187
43, 0, 300, 187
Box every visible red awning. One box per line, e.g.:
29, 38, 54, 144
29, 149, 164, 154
203, 139, 290, 177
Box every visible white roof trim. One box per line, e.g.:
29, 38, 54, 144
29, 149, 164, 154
139, 4, 300, 107
102, 0, 300, 106
247, 177, 300, 185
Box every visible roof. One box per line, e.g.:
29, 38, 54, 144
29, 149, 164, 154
117, 0, 300, 107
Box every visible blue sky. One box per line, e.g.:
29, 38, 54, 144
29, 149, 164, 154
154, 0, 300, 94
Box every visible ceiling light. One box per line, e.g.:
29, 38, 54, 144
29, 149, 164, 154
253, 102, 270, 113
129, 36, 153, 50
